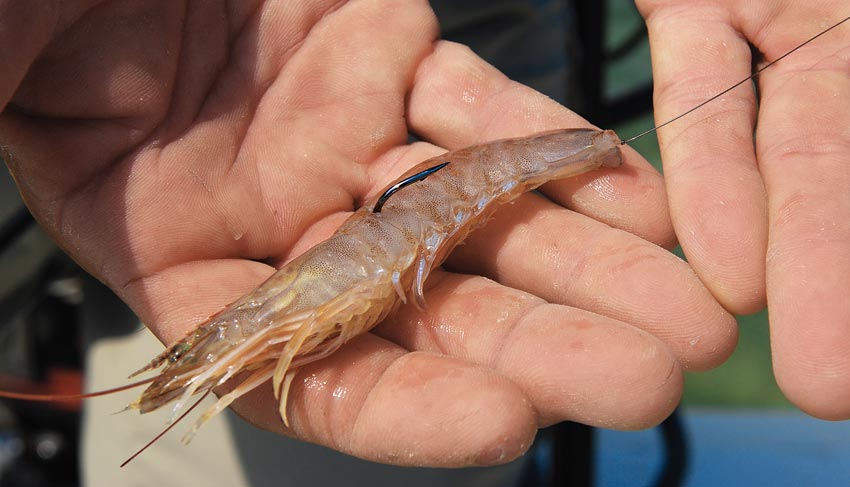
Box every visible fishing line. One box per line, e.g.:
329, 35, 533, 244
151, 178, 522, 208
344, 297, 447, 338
622, 14, 850, 145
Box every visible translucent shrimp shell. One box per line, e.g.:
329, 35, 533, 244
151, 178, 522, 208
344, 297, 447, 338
130, 128, 622, 435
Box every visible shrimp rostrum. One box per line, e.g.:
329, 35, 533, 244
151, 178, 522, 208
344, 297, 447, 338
129, 128, 623, 439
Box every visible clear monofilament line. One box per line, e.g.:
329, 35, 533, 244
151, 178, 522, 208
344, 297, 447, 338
621, 14, 850, 145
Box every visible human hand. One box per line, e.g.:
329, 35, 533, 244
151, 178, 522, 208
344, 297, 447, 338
1, 0, 734, 466
635, 0, 850, 419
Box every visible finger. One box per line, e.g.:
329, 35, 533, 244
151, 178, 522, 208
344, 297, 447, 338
229, 335, 538, 467
637, 4, 768, 314
755, 12, 850, 419
407, 41, 676, 248
447, 193, 737, 370
375, 271, 683, 429
544, 142, 676, 250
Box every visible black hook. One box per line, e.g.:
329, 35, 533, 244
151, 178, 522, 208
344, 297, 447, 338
373, 161, 450, 213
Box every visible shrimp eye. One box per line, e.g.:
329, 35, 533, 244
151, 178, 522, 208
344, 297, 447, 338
169, 344, 191, 362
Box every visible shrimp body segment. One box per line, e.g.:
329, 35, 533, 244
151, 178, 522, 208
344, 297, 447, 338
129, 128, 623, 437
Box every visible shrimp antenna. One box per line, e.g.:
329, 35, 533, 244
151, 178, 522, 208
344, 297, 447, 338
120, 389, 212, 468
373, 161, 450, 213
0, 377, 155, 401
621, 13, 850, 145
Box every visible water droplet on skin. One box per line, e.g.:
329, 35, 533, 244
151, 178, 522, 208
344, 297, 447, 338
303, 373, 327, 391
461, 89, 478, 104
331, 385, 348, 399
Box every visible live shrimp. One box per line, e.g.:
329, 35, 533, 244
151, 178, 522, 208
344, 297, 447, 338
127, 128, 623, 442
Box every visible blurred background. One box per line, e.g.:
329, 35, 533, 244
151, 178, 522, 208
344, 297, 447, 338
1, 1, 847, 486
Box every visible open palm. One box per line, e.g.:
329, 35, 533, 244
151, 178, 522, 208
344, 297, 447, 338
1, 1, 733, 466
